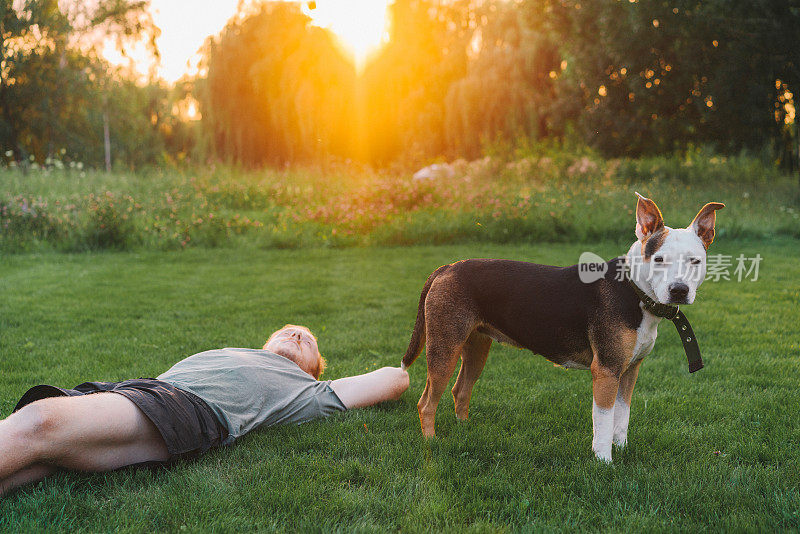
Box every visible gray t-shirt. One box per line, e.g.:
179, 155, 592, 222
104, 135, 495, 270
157, 348, 346, 445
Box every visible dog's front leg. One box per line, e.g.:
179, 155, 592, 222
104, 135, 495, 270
592, 403, 616, 462
591, 362, 620, 463
613, 360, 642, 448
611, 394, 630, 448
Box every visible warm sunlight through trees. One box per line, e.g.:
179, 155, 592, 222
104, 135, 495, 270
303, 0, 390, 71
2, 1, 799, 171
195, 0, 799, 170
199, 3, 356, 166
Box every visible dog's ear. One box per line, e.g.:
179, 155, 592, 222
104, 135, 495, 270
690, 202, 725, 249
634, 192, 664, 240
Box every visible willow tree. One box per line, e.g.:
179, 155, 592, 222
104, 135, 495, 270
444, 2, 560, 159
360, 0, 561, 164
199, 3, 356, 167
360, 0, 472, 165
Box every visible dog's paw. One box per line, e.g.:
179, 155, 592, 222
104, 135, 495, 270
612, 433, 628, 448
594, 450, 613, 463
592, 446, 613, 463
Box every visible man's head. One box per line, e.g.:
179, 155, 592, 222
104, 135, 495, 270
630, 193, 724, 305
264, 324, 327, 379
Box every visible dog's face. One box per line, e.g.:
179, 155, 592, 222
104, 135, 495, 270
630, 193, 724, 305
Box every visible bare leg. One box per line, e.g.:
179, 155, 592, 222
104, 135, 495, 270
0, 393, 169, 497
0, 412, 43, 481
451, 331, 492, 421
0, 464, 55, 497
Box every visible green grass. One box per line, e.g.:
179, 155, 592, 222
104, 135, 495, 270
1, 238, 799, 531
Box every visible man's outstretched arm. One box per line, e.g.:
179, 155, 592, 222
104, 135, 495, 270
330, 367, 409, 409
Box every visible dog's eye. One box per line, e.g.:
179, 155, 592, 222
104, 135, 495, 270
690, 258, 701, 265
653, 256, 664, 263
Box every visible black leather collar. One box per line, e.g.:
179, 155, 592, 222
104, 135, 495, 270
626, 275, 680, 320
623, 261, 704, 373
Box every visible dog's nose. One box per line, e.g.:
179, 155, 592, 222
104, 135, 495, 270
669, 282, 690, 302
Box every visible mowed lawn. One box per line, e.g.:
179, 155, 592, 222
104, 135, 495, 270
1, 239, 799, 532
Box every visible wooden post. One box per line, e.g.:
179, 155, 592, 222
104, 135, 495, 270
103, 110, 111, 172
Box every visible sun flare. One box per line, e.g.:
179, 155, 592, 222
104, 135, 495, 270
303, 0, 391, 70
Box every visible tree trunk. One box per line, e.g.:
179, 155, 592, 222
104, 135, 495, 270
103, 110, 112, 172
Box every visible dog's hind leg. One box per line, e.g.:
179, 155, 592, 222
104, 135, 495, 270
417, 278, 476, 437
452, 331, 492, 421
418, 347, 461, 438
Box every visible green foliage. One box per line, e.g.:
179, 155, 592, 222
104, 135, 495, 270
361, 0, 562, 163
545, 0, 800, 158
2, 152, 798, 253
360, 0, 469, 163
1, 240, 799, 530
0, 0, 196, 169
444, 4, 561, 159
0, 196, 71, 249
83, 192, 136, 250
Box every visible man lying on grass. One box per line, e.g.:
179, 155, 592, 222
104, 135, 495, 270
0, 325, 409, 497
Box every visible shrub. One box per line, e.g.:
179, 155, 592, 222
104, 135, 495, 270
81, 192, 136, 250
1, 152, 797, 254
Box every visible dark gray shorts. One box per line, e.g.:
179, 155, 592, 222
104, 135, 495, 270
14, 379, 228, 462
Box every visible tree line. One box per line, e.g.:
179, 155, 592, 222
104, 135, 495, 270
0, 0, 195, 169
2, 0, 799, 170
201, 0, 800, 169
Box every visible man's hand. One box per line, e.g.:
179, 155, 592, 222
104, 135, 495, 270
330, 367, 409, 409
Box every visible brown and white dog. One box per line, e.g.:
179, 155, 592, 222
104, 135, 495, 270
400, 193, 724, 462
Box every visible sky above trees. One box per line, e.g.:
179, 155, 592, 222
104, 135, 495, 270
103, 0, 392, 82
103, 0, 239, 81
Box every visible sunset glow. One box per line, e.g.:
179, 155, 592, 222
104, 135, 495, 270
103, 1, 390, 82
304, 0, 391, 70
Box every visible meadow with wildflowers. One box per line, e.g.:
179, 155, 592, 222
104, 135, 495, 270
2, 150, 798, 254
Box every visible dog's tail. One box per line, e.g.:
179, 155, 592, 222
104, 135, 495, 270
401, 265, 449, 370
